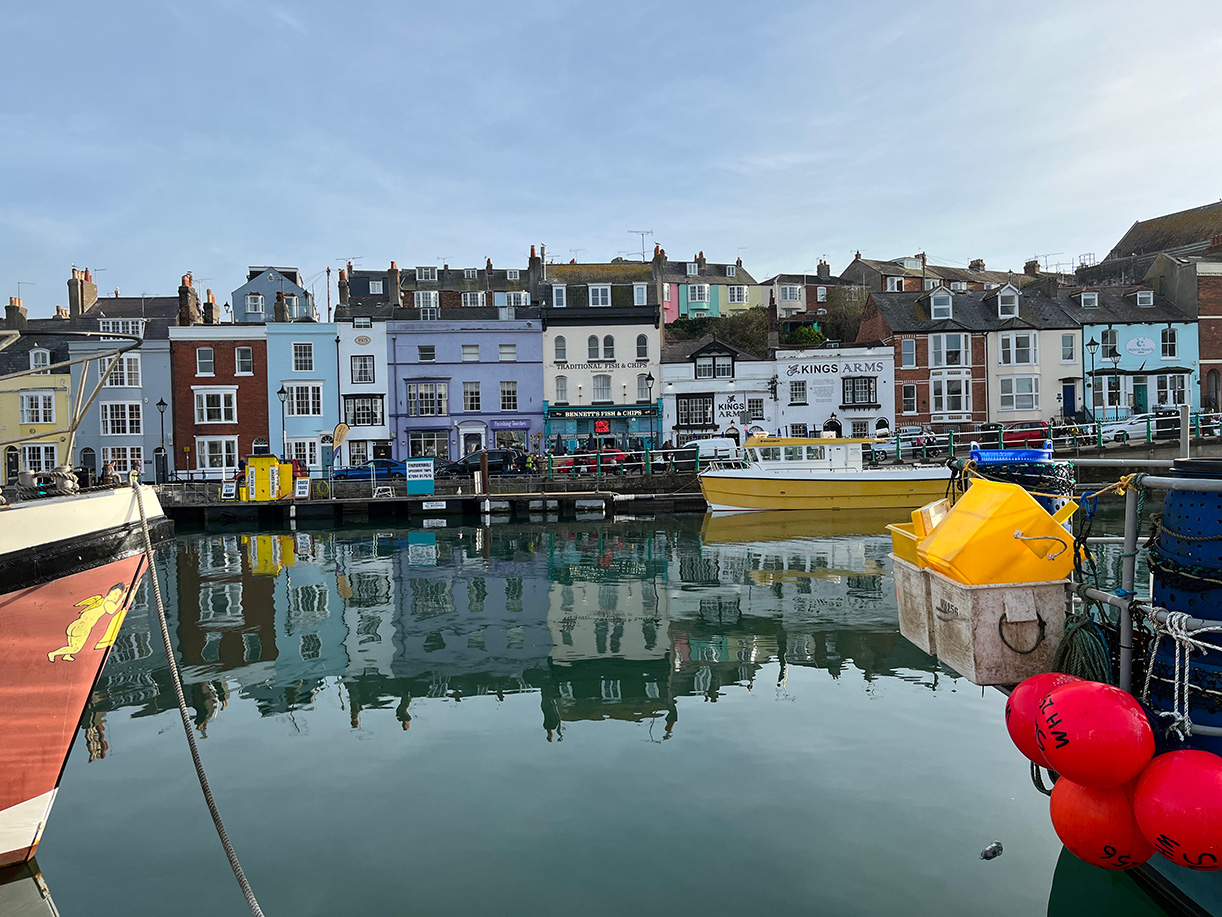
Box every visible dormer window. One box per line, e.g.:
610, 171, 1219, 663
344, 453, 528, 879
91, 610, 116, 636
506, 269, 520, 281
886, 276, 904, 292
923, 278, 938, 291
930, 293, 952, 320
686, 263, 699, 276
417, 267, 437, 282
245, 292, 264, 313
1081, 292, 1098, 308
30, 349, 50, 373
984, 283, 999, 290
998, 292, 1018, 318
1137, 290, 1154, 307
726, 265, 737, 277
464, 268, 477, 280
950, 281, 966, 291
900, 258, 922, 270
369, 279, 384, 295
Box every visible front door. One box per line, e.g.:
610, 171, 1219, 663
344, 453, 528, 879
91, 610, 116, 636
1134, 377, 1148, 414
4, 446, 17, 484
1061, 383, 1075, 419
463, 432, 482, 454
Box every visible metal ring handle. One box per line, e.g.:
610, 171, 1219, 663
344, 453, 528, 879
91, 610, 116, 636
998, 610, 1046, 654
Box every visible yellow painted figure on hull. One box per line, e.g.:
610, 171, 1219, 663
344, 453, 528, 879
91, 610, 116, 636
47, 584, 131, 662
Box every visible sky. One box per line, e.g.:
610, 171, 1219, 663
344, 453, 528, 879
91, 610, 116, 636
3, 0, 1221, 317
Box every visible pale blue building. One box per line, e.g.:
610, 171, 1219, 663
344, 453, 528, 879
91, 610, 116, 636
232, 267, 317, 324
266, 322, 341, 470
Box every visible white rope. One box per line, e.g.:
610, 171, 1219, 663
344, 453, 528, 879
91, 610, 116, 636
1141, 608, 1222, 742
131, 475, 267, 916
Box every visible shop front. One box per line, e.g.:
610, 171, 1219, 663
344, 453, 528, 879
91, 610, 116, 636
544, 404, 660, 453
490, 417, 534, 451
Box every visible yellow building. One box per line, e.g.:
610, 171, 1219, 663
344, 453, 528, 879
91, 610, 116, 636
0, 314, 73, 484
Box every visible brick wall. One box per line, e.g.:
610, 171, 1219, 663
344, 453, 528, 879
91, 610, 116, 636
1199, 275, 1222, 407
170, 338, 269, 471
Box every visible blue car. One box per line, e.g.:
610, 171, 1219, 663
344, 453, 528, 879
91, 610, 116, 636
331, 459, 408, 481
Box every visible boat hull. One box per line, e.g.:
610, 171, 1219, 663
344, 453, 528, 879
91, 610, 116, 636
0, 489, 161, 869
699, 468, 951, 512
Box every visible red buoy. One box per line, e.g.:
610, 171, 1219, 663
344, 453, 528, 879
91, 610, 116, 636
1005, 673, 1082, 765
1133, 750, 1222, 871
1050, 778, 1155, 870
1037, 681, 1155, 788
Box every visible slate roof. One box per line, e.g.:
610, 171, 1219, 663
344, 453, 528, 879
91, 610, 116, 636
661, 259, 758, 285
850, 256, 1021, 287
661, 334, 761, 363
759, 273, 850, 286
546, 262, 653, 284
75, 295, 180, 340
0, 319, 74, 374
1065, 285, 1192, 325
1105, 201, 1222, 261
333, 302, 542, 323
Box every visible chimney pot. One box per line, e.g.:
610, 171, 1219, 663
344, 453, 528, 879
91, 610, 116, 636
486, 257, 493, 270
390, 261, 397, 270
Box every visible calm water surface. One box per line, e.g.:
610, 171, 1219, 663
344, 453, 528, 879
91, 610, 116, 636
26, 514, 1166, 915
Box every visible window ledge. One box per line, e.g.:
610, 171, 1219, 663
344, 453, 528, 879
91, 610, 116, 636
789, 401, 809, 407
840, 403, 881, 410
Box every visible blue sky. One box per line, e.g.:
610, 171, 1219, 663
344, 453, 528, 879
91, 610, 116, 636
4, 0, 1221, 316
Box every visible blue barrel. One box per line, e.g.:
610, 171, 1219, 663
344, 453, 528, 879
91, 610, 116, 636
1149, 459, 1222, 753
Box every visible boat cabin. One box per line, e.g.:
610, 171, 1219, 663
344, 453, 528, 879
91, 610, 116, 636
741, 436, 874, 471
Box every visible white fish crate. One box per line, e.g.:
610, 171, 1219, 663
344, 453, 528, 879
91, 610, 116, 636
891, 554, 935, 655
928, 569, 1068, 686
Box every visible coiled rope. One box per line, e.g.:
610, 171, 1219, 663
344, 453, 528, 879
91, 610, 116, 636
1140, 608, 1222, 743
133, 478, 267, 916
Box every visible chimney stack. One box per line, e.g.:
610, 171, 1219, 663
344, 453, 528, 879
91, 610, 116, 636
67, 267, 99, 327
817, 259, 830, 280
6, 296, 27, 330
1024, 259, 1040, 277
273, 290, 288, 322
338, 268, 349, 304
178, 272, 202, 325
203, 289, 217, 324
388, 262, 401, 307
969, 258, 986, 272
486, 257, 493, 271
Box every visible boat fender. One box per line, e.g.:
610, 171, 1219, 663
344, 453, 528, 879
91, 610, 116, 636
1050, 778, 1154, 870
1037, 681, 1155, 789
1005, 672, 1083, 765
1133, 750, 1222, 871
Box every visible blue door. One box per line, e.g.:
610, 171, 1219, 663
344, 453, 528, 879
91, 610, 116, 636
1061, 383, 1075, 419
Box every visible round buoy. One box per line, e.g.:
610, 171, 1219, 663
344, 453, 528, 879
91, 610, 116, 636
1037, 681, 1155, 788
1133, 750, 1222, 871
1005, 672, 1082, 765
1050, 778, 1155, 870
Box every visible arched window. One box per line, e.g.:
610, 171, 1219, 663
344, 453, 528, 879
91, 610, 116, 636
593, 374, 612, 403
79, 447, 97, 473
637, 374, 650, 402
603, 335, 615, 360
636, 334, 648, 361
588, 335, 599, 360
30, 349, 50, 373
555, 375, 568, 403
555, 336, 567, 362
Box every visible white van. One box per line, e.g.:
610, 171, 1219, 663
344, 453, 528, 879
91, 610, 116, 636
692, 437, 742, 462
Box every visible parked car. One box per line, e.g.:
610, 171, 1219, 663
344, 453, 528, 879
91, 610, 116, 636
692, 437, 742, 462
554, 448, 628, 474
331, 458, 408, 481
1099, 411, 1182, 444
872, 427, 945, 461
1001, 421, 1051, 448
437, 449, 524, 478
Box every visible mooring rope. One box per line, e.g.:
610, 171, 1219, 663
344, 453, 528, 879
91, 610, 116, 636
132, 477, 267, 916
1140, 607, 1222, 743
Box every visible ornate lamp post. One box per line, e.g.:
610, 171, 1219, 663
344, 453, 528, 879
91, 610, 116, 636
1086, 336, 1099, 422
277, 386, 288, 458
645, 372, 655, 447
155, 397, 168, 484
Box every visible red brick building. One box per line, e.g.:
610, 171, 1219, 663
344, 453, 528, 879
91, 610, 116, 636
168, 325, 268, 478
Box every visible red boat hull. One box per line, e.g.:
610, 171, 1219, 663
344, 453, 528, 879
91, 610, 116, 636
0, 554, 147, 867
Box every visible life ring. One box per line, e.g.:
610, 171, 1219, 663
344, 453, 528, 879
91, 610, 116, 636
314, 479, 330, 498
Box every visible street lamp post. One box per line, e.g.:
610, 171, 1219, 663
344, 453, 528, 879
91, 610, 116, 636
277, 386, 288, 458
155, 397, 168, 484
1086, 336, 1099, 422
1108, 347, 1122, 421
645, 372, 655, 447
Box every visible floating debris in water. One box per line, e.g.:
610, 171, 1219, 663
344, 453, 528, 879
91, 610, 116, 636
980, 841, 1003, 860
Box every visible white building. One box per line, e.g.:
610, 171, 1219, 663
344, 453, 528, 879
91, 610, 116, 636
337, 315, 389, 465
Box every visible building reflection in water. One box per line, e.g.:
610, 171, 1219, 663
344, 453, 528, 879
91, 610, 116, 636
85, 518, 946, 744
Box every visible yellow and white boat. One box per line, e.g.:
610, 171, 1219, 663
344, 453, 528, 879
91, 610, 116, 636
698, 435, 951, 512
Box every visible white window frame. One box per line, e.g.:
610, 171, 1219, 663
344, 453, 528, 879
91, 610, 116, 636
506, 269, 520, 281
637, 373, 650, 402
1081, 292, 1098, 308
1156, 374, 1187, 406
463, 381, 481, 412
789, 380, 807, 405
415, 290, 439, 310
416, 266, 437, 282
500, 381, 518, 412
695, 357, 714, 379
30, 349, 51, 373
930, 333, 967, 368
714, 356, 733, 378
416, 346, 434, 364
816, 286, 827, 303
901, 339, 916, 369
236, 346, 254, 376
779, 284, 801, 302
930, 293, 952, 320
499, 344, 517, 362
461, 291, 485, 308
403, 382, 449, 417
20, 391, 55, 424
950, 281, 966, 291
1101, 329, 1119, 360
924, 278, 938, 291
1137, 290, 1155, 307
636, 334, 648, 361
552, 285, 566, 308
602, 335, 615, 360
726, 264, 737, 277
901, 383, 917, 413
998, 292, 1018, 318
886, 277, 904, 292
999, 332, 1036, 366
1162, 327, 1178, 359
688, 284, 709, 304
193, 387, 237, 424
196, 347, 214, 376
196, 436, 239, 474
98, 319, 145, 340
999, 375, 1040, 411
287, 437, 321, 468
634, 283, 648, 306
285, 383, 323, 417
103, 354, 141, 387
343, 395, 384, 427
1061, 334, 1076, 363
354, 316, 372, 328
930, 372, 971, 416
464, 268, 477, 281
506, 291, 529, 308
21, 443, 57, 472
588, 336, 600, 360
462, 344, 479, 362
369, 279, 384, 295
555, 375, 568, 403
747, 398, 764, 421
292, 342, 314, 372
555, 336, 567, 362
101, 445, 143, 474
728, 285, 748, 304
100, 401, 142, 435
686, 262, 699, 276
589, 285, 611, 307
592, 374, 612, 403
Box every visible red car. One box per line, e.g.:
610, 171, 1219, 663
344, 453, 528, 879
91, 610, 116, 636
554, 448, 627, 474
1001, 421, 1050, 448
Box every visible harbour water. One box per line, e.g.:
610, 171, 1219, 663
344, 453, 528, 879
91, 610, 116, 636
24, 515, 1168, 915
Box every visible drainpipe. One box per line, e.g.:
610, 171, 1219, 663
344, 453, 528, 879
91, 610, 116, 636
335, 334, 343, 467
